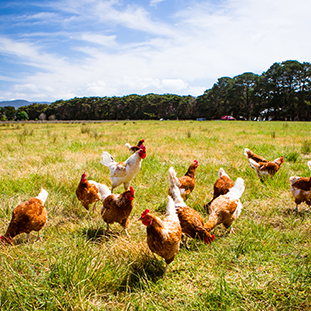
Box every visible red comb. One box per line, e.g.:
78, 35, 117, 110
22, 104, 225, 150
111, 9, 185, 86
211, 235, 215, 241
194, 160, 198, 164
140, 145, 146, 150
130, 186, 134, 196
141, 209, 149, 218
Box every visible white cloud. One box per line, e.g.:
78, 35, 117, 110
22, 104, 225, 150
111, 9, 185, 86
161, 79, 188, 91
150, 0, 166, 7
79, 33, 117, 47
1, 0, 311, 101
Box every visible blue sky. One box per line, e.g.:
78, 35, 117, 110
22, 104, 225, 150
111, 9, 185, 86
0, 0, 310, 102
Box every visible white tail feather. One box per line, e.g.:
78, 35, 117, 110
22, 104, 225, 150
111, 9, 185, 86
234, 201, 243, 219
97, 183, 111, 201
101, 151, 115, 167
36, 188, 48, 205
166, 196, 179, 223
248, 158, 260, 169
226, 178, 245, 200
244, 148, 250, 157
168, 167, 181, 187
171, 185, 186, 207
89, 181, 111, 201
168, 167, 185, 206
125, 143, 131, 150
218, 167, 229, 178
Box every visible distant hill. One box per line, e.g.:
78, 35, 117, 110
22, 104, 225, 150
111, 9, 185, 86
0, 100, 51, 108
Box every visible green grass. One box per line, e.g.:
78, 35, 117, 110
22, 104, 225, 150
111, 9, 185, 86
0, 120, 310, 310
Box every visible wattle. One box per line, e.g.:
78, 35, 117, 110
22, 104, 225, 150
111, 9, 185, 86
140, 153, 146, 159
142, 220, 149, 226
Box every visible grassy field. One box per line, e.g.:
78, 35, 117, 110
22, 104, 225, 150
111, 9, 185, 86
0, 120, 310, 310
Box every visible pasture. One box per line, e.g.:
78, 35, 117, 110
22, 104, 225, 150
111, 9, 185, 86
0, 120, 310, 310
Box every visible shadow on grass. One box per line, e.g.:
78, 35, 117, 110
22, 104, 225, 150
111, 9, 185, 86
119, 253, 165, 291
154, 201, 167, 214
81, 226, 125, 242
282, 206, 311, 218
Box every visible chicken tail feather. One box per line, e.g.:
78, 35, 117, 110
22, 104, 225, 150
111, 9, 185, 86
97, 183, 111, 201
244, 148, 251, 157
36, 188, 48, 205
226, 178, 245, 200
101, 151, 115, 167
168, 167, 185, 205
218, 167, 229, 178
248, 158, 260, 169
168, 167, 180, 187
166, 196, 179, 223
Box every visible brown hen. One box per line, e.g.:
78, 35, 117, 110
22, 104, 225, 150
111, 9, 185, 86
0, 189, 48, 245
139, 196, 182, 275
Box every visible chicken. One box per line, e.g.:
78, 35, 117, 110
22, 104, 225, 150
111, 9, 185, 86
205, 168, 234, 208
101, 186, 135, 238
244, 148, 269, 163
168, 167, 214, 247
76, 172, 108, 216
0, 188, 48, 245
125, 139, 145, 153
289, 161, 311, 212
244, 148, 284, 181
139, 196, 182, 275
101, 144, 146, 192
205, 178, 245, 234
168, 160, 198, 200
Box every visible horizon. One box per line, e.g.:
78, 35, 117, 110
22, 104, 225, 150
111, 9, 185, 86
1, 0, 311, 102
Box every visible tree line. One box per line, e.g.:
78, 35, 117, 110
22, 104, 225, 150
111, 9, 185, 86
1, 60, 311, 121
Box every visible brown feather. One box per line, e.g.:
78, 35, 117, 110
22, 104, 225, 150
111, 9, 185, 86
141, 212, 182, 266
291, 177, 311, 191
76, 176, 101, 211
176, 205, 213, 243
168, 161, 198, 200
290, 170, 311, 208
3, 198, 47, 243
205, 196, 239, 231
146, 215, 182, 265
101, 190, 134, 230
245, 149, 268, 163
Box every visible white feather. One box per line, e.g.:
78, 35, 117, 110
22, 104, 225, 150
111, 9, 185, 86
248, 158, 260, 169
233, 201, 243, 219
100, 151, 115, 168
166, 196, 180, 223
168, 167, 181, 187
168, 167, 186, 207
36, 188, 48, 205
218, 167, 229, 178
225, 178, 245, 201
244, 148, 250, 157
88, 180, 111, 201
